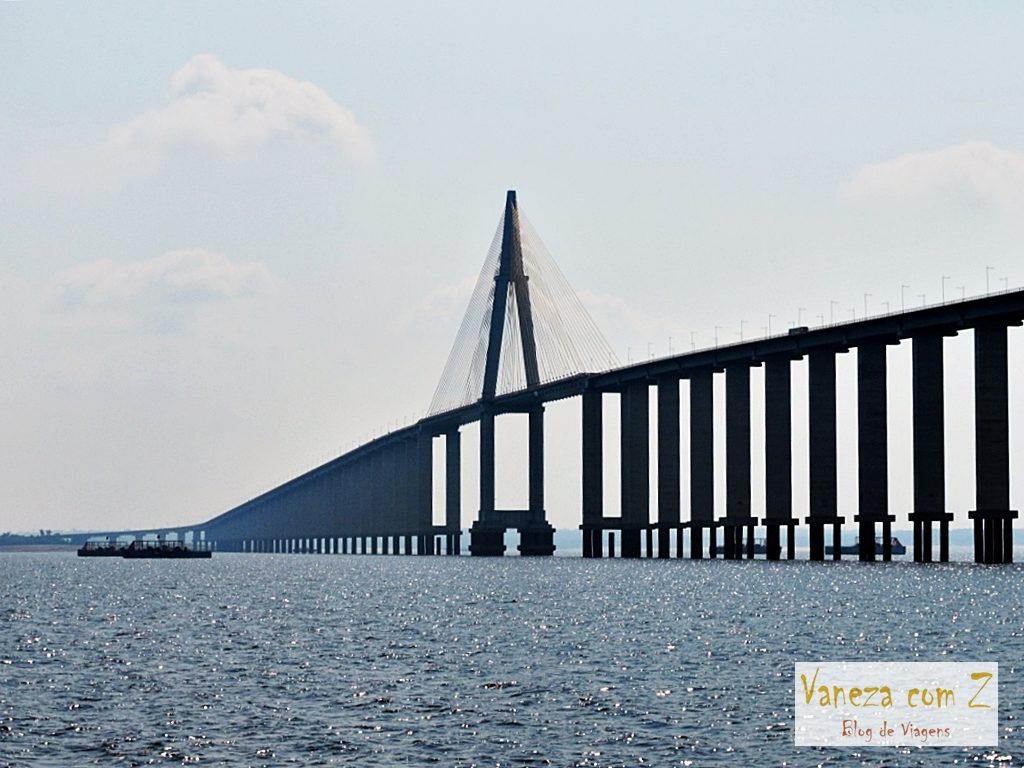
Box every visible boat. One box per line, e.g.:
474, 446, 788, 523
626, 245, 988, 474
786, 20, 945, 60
76, 538, 124, 557
825, 536, 906, 556
77, 537, 211, 559
121, 539, 211, 559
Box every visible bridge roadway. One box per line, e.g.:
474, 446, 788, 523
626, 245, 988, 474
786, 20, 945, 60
89, 288, 1024, 563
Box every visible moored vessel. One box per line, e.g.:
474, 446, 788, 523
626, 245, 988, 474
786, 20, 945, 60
825, 536, 906, 557
77, 537, 211, 559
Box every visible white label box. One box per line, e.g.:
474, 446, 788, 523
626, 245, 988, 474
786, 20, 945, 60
794, 662, 998, 746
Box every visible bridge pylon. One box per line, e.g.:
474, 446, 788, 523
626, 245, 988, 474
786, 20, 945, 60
468, 191, 554, 555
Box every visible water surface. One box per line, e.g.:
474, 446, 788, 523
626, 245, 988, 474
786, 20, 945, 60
1, 553, 1021, 765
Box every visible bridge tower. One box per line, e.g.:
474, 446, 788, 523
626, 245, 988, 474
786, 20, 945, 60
428, 189, 618, 556
470, 191, 554, 555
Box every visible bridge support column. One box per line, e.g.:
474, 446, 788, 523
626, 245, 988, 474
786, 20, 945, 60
969, 322, 1018, 563
910, 332, 953, 562
689, 369, 715, 558
470, 409, 506, 556
856, 341, 896, 561
806, 349, 845, 559
581, 388, 603, 557
417, 432, 434, 555
620, 381, 649, 558
518, 405, 555, 556
657, 376, 681, 559
724, 363, 757, 559
446, 429, 461, 556
764, 357, 793, 560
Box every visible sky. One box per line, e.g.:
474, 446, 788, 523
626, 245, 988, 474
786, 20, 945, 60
2, 2, 1023, 535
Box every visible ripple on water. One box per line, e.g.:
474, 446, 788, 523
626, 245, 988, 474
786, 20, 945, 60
0, 554, 1022, 766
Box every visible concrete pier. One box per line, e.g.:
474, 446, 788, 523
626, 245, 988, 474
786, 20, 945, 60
724, 363, 756, 559
909, 332, 953, 562
621, 381, 649, 558
470, 409, 505, 556
969, 322, 1018, 563
581, 388, 603, 557
446, 429, 461, 555
689, 369, 716, 558
657, 375, 681, 558
764, 356, 796, 560
806, 349, 844, 559
856, 341, 895, 561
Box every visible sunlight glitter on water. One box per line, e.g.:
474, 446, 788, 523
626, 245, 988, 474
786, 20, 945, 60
1, 553, 1021, 766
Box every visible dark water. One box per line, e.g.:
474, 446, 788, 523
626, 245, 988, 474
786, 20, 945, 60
1, 553, 1021, 766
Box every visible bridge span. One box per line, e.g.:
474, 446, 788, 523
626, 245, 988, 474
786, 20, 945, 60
106, 192, 1024, 564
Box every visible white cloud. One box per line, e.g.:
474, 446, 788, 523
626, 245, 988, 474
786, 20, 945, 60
107, 54, 372, 162
47, 248, 274, 310
840, 141, 1024, 211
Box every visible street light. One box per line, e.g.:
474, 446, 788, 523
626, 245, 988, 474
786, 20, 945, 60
768, 313, 776, 335
798, 307, 807, 325
829, 300, 839, 323
739, 319, 746, 341
690, 331, 696, 351
986, 266, 994, 293
901, 284, 909, 311
918, 293, 926, 307
941, 275, 949, 302
958, 285, 966, 300
864, 293, 871, 318
714, 326, 721, 346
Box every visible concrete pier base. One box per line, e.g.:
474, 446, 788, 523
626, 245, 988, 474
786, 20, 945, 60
517, 523, 556, 556
806, 516, 845, 560
621, 528, 642, 559
968, 510, 1018, 564
469, 524, 506, 556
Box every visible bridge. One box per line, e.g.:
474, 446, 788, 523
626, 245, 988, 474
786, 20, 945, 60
103, 191, 1023, 564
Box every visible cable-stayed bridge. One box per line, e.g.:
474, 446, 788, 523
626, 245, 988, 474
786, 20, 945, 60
92, 191, 1024, 563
